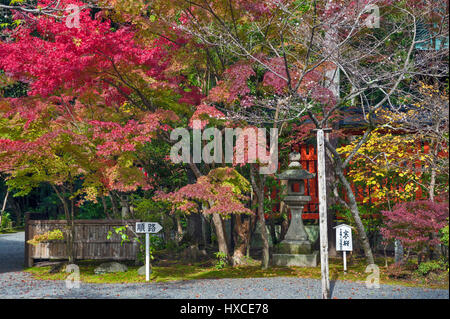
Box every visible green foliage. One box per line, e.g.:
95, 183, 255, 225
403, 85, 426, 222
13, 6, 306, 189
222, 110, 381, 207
165, 239, 181, 252
136, 235, 164, 264
106, 225, 165, 264
0, 212, 12, 229
440, 220, 449, 247
210, 233, 217, 246
149, 235, 165, 250
1, 80, 28, 98
107, 226, 132, 246
131, 196, 171, 220
76, 201, 105, 219
332, 204, 383, 245
262, 175, 286, 217
208, 167, 251, 195
214, 251, 228, 269
138, 139, 188, 191
130, 195, 179, 240
416, 260, 446, 276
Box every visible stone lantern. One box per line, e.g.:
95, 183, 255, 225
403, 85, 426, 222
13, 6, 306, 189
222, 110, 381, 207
120, 195, 130, 219
272, 152, 319, 267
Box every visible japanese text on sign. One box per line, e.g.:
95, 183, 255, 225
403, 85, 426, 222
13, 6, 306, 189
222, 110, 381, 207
135, 222, 162, 234
336, 225, 353, 251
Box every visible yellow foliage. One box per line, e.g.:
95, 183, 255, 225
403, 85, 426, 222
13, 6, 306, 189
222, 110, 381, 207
337, 129, 426, 208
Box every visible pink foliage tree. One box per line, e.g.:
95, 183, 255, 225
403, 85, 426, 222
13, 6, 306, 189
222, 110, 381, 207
381, 200, 449, 262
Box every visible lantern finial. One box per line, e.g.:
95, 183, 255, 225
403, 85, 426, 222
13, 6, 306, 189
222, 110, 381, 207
288, 152, 301, 168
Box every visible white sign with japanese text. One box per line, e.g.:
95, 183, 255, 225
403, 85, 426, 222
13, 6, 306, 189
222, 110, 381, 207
336, 224, 353, 251
136, 222, 162, 234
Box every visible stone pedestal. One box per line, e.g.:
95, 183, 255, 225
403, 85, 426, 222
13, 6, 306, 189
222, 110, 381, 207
272, 198, 319, 267
272, 251, 319, 267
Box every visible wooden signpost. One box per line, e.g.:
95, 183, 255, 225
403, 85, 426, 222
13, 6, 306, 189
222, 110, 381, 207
314, 128, 332, 299
136, 222, 163, 281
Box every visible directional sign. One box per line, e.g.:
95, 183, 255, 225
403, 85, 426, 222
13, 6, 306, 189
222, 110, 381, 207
135, 222, 163, 282
135, 222, 162, 234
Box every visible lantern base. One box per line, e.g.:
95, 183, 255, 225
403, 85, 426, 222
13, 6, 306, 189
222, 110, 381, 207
272, 251, 319, 267
275, 240, 313, 254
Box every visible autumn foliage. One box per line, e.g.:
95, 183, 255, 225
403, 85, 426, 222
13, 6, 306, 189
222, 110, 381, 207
0, 0, 203, 200
155, 167, 253, 216
380, 200, 449, 253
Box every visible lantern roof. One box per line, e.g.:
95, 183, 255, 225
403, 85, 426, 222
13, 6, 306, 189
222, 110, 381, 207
277, 152, 316, 181
277, 168, 315, 181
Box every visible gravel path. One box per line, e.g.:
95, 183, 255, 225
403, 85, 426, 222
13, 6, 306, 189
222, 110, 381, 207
1, 232, 448, 299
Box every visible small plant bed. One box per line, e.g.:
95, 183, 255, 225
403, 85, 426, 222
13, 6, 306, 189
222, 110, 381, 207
24, 255, 449, 289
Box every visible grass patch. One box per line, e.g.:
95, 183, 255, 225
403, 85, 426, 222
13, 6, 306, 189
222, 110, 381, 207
0, 227, 24, 234
24, 256, 449, 289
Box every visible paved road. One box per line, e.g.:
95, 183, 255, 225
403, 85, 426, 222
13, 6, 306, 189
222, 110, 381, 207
0, 231, 24, 273
0, 232, 448, 299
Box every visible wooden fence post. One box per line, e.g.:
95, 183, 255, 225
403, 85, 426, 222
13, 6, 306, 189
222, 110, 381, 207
24, 212, 33, 268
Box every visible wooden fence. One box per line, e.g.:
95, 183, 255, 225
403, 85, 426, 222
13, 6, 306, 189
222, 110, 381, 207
24, 213, 141, 267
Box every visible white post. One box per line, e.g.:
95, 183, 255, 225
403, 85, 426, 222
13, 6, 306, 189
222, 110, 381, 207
145, 232, 150, 282
317, 129, 330, 299
343, 251, 347, 273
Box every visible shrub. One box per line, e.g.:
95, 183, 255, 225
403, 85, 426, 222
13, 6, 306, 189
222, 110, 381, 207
381, 200, 449, 257
150, 235, 166, 250
416, 260, 445, 276
214, 252, 228, 269
386, 263, 411, 279
0, 212, 13, 230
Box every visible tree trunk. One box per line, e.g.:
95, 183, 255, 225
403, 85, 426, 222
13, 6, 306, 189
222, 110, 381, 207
109, 192, 119, 218
51, 184, 75, 264
257, 193, 270, 269
0, 190, 8, 228
161, 213, 173, 244
268, 216, 277, 245
63, 201, 74, 264
211, 212, 229, 257
10, 198, 23, 225
335, 165, 375, 265
187, 213, 203, 246
232, 214, 251, 266
279, 179, 289, 242
280, 217, 289, 242
202, 213, 212, 248
428, 141, 439, 202
250, 165, 270, 269
247, 209, 257, 257
70, 198, 76, 264
101, 196, 112, 219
